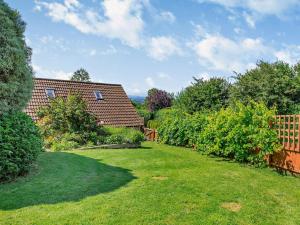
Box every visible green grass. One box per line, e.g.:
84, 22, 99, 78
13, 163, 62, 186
1, 142, 300, 225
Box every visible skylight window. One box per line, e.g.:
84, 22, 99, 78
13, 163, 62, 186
45, 89, 55, 98
94, 91, 103, 100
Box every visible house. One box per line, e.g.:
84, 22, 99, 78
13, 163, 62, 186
25, 78, 144, 128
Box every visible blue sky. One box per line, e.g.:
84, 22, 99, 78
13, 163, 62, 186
6, 0, 300, 96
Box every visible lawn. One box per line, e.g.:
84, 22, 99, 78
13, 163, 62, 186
1, 142, 300, 225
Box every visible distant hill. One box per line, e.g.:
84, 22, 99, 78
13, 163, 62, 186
129, 95, 146, 103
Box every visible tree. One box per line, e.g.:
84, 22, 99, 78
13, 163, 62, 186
0, 1, 43, 182
145, 88, 173, 112
230, 61, 300, 114
175, 77, 230, 114
38, 92, 98, 135
0, 0, 33, 113
37, 92, 101, 149
71, 68, 91, 82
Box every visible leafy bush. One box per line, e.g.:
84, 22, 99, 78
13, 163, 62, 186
51, 140, 80, 152
158, 109, 208, 147
50, 133, 81, 151
137, 108, 152, 126
230, 61, 300, 114
131, 100, 153, 126
0, 112, 43, 182
37, 93, 103, 151
175, 77, 230, 114
145, 88, 173, 112
197, 101, 280, 165
147, 108, 176, 129
103, 127, 144, 144
125, 128, 145, 144
104, 134, 124, 144
157, 101, 280, 166
147, 119, 161, 129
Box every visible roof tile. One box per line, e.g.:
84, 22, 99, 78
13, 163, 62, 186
24, 78, 143, 127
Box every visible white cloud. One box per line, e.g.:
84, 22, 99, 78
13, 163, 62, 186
33, 64, 72, 80
64, 0, 80, 9
243, 12, 255, 28
39, 35, 69, 51
40, 35, 54, 44
89, 49, 97, 56
158, 11, 176, 23
36, 0, 144, 48
275, 45, 300, 64
33, 5, 42, 12
198, 0, 299, 16
190, 22, 300, 73
191, 34, 272, 72
147, 36, 182, 61
157, 72, 171, 79
193, 24, 210, 38
100, 45, 118, 55
233, 27, 242, 34
145, 76, 155, 87
198, 0, 300, 28
128, 86, 142, 94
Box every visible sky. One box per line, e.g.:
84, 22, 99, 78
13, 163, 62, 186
6, 0, 300, 96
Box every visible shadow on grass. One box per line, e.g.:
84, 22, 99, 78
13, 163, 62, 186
0, 152, 136, 210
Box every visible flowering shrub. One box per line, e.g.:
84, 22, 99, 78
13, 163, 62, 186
145, 88, 173, 112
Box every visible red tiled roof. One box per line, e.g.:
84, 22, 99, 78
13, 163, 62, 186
24, 78, 143, 127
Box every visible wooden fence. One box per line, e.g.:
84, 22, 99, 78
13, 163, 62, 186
144, 128, 158, 142
270, 115, 300, 173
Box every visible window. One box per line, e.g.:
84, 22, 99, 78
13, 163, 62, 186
45, 89, 55, 98
94, 91, 103, 100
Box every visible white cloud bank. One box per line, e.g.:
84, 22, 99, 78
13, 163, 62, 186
35, 0, 144, 48
198, 0, 299, 16
33, 64, 72, 80
191, 35, 271, 72
147, 36, 182, 61
190, 24, 300, 73
198, 0, 300, 28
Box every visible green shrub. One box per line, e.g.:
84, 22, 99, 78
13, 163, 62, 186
105, 134, 124, 144
158, 110, 208, 147
197, 101, 280, 165
37, 93, 104, 151
137, 108, 152, 126
175, 77, 230, 114
103, 127, 144, 144
51, 140, 80, 152
0, 112, 43, 182
147, 119, 160, 129
124, 128, 144, 144
230, 61, 300, 114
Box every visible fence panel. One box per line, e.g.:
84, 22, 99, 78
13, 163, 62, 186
270, 115, 300, 173
144, 128, 158, 141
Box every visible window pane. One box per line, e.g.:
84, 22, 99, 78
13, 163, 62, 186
94, 91, 103, 100
46, 89, 55, 98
